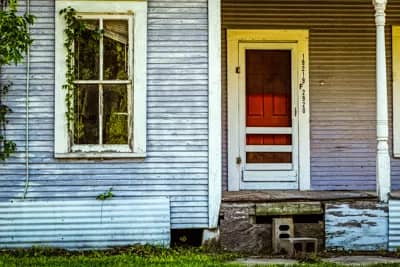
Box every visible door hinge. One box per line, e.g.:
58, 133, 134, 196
236, 157, 242, 164
235, 66, 240, 74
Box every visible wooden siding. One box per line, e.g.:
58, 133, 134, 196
0, 0, 209, 229
221, 0, 400, 190
326, 202, 388, 251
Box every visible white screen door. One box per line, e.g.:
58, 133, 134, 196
238, 43, 298, 190
227, 30, 310, 191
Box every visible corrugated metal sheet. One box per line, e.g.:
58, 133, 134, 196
389, 200, 400, 251
0, 0, 209, 229
221, 0, 400, 190
0, 197, 170, 249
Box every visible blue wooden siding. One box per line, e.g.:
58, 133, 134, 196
221, 0, 400, 191
325, 202, 388, 251
0, 0, 209, 229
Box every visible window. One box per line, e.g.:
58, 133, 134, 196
55, 1, 147, 158
393, 26, 400, 157
73, 17, 131, 150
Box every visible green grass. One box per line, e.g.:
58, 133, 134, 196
0, 246, 400, 267
0, 246, 232, 267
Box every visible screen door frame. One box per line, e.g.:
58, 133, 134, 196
239, 43, 299, 189
227, 29, 310, 191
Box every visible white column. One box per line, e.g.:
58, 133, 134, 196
373, 0, 391, 202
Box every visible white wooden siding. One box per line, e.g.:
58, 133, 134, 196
0, 0, 209, 229
221, 0, 400, 190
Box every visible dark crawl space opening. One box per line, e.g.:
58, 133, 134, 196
171, 229, 203, 247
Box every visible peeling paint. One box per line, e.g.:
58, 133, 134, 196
336, 220, 362, 228
325, 202, 388, 251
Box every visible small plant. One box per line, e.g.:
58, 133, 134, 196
96, 187, 114, 201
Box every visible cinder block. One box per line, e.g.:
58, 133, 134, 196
272, 218, 294, 253
280, 237, 318, 257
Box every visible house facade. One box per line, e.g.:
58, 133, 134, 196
1, 0, 400, 251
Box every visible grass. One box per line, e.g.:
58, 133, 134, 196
0, 246, 400, 267
0, 246, 234, 267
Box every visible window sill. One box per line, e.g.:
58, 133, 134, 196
55, 152, 146, 159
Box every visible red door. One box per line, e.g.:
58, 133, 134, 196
245, 50, 292, 164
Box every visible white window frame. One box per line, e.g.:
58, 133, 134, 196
54, 1, 147, 158
393, 26, 400, 158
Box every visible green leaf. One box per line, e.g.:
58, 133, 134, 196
0, 0, 34, 160
96, 187, 114, 201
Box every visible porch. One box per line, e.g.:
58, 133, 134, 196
222, 190, 377, 203
219, 190, 388, 254
209, 0, 400, 253
214, 0, 399, 201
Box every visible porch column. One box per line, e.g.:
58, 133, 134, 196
373, 0, 391, 202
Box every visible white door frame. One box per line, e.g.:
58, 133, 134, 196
227, 29, 311, 191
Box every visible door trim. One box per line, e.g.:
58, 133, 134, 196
227, 29, 310, 191
207, 0, 221, 229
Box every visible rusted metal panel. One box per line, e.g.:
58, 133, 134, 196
0, 197, 170, 249
325, 202, 388, 251
0, 0, 209, 230
221, 0, 400, 190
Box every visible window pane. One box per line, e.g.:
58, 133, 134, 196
103, 84, 129, 144
103, 20, 129, 80
75, 20, 100, 80
74, 84, 99, 144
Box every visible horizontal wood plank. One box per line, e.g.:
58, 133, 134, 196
256, 202, 322, 216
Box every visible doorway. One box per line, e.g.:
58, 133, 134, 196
227, 30, 310, 191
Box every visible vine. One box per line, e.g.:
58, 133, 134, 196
59, 7, 101, 139
0, 0, 34, 160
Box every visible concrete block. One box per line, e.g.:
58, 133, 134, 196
272, 218, 294, 253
